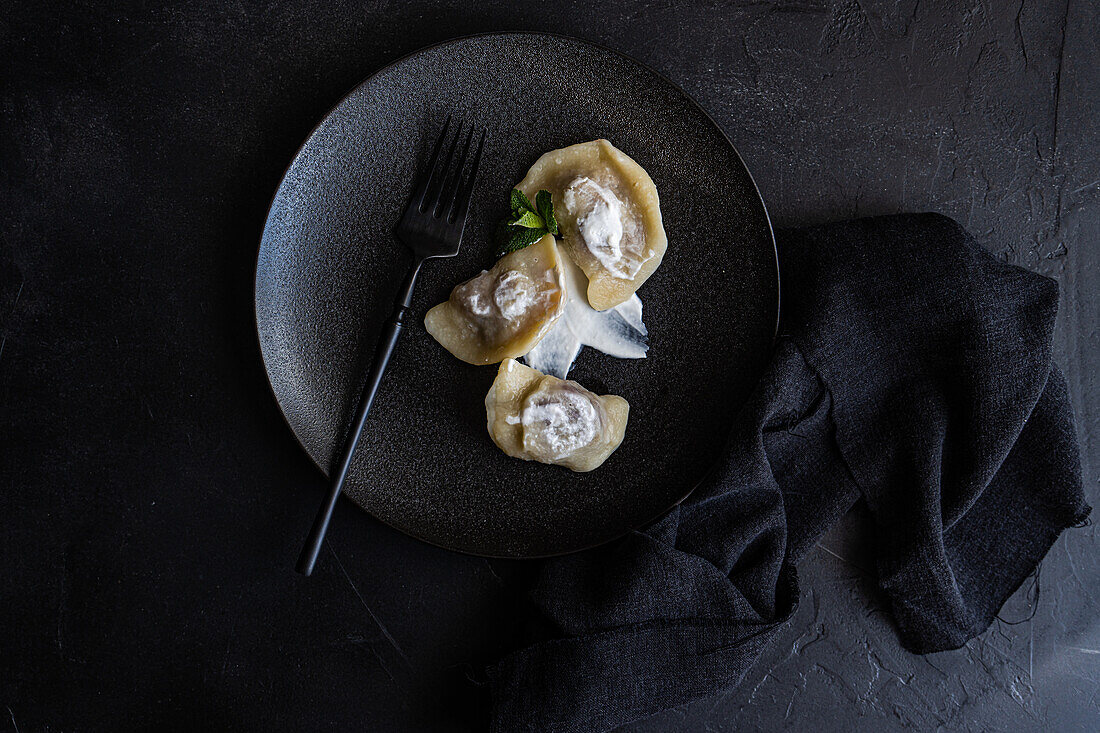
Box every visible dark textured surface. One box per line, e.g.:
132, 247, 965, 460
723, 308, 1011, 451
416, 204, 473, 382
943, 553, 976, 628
1, 1, 1096, 731
256, 33, 777, 557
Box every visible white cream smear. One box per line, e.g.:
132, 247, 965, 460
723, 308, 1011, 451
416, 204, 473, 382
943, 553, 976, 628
523, 253, 648, 378
492, 270, 535, 320
564, 176, 643, 280
457, 269, 543, 325
464, 283, 491, 316
521, 388, 599, 459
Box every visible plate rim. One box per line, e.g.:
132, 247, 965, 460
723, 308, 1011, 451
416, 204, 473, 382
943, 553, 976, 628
254, 30, 780, 558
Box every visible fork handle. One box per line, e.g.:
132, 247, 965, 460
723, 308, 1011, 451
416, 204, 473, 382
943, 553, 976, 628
296, 257, 424, 576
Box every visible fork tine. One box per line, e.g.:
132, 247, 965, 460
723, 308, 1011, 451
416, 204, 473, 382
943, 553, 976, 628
447, 129, 486, 226
422, 120, 462, 213
406, 115, 451, 213
438, 126, 474, 218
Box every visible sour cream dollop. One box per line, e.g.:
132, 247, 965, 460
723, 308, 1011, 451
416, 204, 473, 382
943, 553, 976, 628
564, 176, 639, 279
521, 386, 601, 459
492, 270, 535, 321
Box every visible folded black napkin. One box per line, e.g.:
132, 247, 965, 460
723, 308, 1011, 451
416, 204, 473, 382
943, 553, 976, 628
487, 214, 1090, 732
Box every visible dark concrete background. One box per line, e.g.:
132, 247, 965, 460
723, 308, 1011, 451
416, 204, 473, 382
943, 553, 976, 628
2, 1, 1096, 731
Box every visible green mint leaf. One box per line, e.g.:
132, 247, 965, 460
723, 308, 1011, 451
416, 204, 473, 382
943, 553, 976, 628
495, 189, 555, 258
535, 190, 558, 235
510, 188, 536, 215
499, 226, 546, 256
509, 210, 545, 229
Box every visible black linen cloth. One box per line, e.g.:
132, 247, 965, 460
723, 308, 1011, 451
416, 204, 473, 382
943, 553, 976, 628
488, 213, 1090, 732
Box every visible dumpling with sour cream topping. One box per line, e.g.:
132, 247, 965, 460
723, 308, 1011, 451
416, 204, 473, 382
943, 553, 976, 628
425, 234, 566, 365
485, 358, 629, 472
517, 140, 667, 311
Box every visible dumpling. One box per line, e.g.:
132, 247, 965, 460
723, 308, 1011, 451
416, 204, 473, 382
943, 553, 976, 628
485, 358, 629, 472
425, 234, 566, 365
516, 140, 667, 311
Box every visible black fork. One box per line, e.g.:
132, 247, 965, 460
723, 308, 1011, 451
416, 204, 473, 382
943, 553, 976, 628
296, 117, 486, 576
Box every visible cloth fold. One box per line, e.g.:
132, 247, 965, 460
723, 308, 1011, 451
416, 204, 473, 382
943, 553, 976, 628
488, 214, 1090, 732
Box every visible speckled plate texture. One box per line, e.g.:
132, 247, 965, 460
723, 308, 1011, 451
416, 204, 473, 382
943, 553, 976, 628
255, 33, 778, 557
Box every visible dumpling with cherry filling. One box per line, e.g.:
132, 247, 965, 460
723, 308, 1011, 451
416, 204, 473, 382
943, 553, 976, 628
485, 358, 629, 472
516, 140, 666, 310
425, 234, 565, 364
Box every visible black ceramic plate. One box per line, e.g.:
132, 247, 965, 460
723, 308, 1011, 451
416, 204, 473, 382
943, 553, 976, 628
256, 33, 777, 558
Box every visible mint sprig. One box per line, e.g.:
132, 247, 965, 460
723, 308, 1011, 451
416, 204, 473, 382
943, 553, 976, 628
496, 188, 559, 257
497, 223, 547, 255
535, 190, 558, 235
511, 188, 535, 216
509, 210, 545, 229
